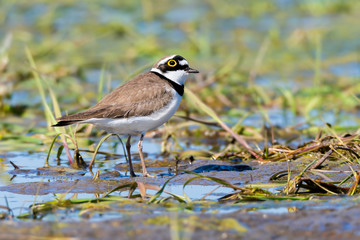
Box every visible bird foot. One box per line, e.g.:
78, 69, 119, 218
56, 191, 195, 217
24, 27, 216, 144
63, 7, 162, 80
143, 172, 155, 178
130, 172, 138, 178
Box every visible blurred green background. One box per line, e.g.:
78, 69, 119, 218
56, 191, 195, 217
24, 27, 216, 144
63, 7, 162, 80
1, 0, 360, 146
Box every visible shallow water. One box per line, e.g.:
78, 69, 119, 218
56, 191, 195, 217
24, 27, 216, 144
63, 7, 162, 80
0, 137, 223, 216
1, 103, 360, 220
0, 135, 357, 222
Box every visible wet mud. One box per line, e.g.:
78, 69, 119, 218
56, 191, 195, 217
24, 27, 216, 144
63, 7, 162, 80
1, 155, 359, 239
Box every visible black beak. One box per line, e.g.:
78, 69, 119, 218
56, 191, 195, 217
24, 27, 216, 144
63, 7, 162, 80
186, 67, 199, 73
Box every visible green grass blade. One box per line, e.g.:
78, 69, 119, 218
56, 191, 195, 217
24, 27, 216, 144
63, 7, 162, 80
25, 47, 55, 127
147, 175, 177, 204
102, 183, 135, 198
89, 133, 114, 170
98, 64, 106, 101
45, 133, 62, 167
182, 171, 243, 190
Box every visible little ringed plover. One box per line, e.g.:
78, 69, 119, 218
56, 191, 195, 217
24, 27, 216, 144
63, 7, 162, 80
52, 55, 199, 177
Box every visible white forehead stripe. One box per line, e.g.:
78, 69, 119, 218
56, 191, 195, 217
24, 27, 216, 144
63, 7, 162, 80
157, 55, 177, 67
179, 59, 188, 66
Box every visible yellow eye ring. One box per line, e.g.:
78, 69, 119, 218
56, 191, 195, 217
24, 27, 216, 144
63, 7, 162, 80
167, 60, 177, 67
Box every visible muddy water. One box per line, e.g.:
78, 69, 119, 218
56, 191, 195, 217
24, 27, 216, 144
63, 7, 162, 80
1, 137, 360, 239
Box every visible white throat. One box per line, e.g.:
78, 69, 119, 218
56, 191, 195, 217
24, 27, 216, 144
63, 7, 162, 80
151, 68, 188, 86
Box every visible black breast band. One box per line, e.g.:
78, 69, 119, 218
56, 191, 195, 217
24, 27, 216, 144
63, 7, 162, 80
152, 72, 184, 96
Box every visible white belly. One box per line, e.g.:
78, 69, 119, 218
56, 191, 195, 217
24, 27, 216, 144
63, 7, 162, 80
83, 93, 182, 136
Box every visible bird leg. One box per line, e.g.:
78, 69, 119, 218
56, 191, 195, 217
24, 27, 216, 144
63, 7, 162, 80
138, 134, 153, 177
126, 135, 136, 177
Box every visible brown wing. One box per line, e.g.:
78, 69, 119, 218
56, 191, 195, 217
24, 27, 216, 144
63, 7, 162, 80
53, 72, 173, 126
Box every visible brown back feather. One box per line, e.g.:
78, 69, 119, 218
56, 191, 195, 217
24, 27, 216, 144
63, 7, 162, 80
54, 72, 174, 125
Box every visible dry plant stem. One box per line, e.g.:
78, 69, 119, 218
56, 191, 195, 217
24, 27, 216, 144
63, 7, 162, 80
269, 134, 358, 161
77, 149, 123, 157
92, 170, 100, 180
270, 142, 322, 161
293, 177, 348, 195
309, 170, 333, 182
335, 146, 360, 158
185, 88, 260, 160
62, 137, 73, 164
136, 182, 147, 200
9, 161, 19, 170
309, 147, 335, 170
201, 186, 221, 201
347, 171, 360, 195
177, 115, 220, 127
219, 121, 262, 160
126, 136, 136, 178
310, 146, 360, 170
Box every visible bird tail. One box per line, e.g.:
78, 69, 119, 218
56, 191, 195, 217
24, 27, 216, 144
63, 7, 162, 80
52, 120, 82, 127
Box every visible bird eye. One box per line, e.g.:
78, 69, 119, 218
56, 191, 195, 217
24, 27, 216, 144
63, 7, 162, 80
167, 60, 177, 67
